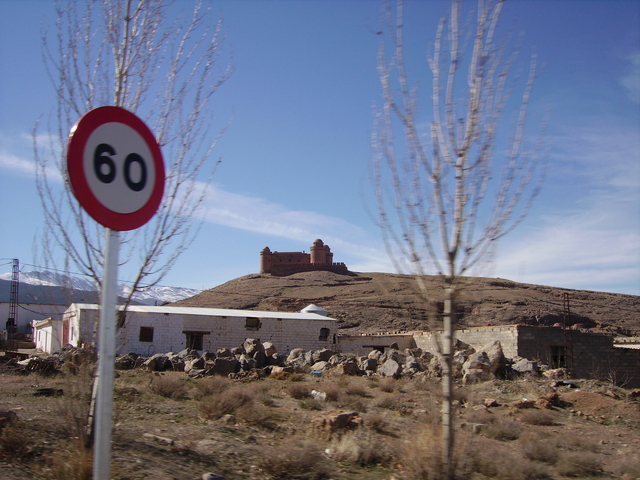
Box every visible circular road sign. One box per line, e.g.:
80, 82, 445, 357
67, 106, 165, 231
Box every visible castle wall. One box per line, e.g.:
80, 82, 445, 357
260, 239, 348, 276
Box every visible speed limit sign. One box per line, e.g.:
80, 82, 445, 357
67, 106, 165, 231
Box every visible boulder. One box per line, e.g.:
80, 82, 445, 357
263, 342, 277, 357
310, 361, 330, 372
286, 348, 305, 363
201, 350, 217, 361
462, 351, 492, 384
239, 354, 256, 371
269, 365, 294, 377
253, 350, 267, 369
216, 348, 233, 358
243, 338, 265, 357
312, 348, 335, 363
143, 353, 169, 372
207, 357, 240, 376
360, 357, 378, 372
511, 358, 539, 375
341, 358, 361, 376
480, 340, 506, 377
378, 359, 402, 378
184, 356, 206, 374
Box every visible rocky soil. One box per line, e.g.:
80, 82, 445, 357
173, 271, 640, 336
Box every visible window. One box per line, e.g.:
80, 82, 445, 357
245, 317, 261, 331
550, 346, 566, 368
319, 327, 330, 341
185, 333, 203, 350
139, 326, 154, 343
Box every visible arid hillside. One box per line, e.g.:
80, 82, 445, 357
172, 271, 640, 336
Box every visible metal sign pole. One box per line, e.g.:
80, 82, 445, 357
93, 228, 120, 480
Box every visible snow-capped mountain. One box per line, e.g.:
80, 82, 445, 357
0, 270, 200, 305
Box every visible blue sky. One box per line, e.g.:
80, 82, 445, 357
0, 0, 638, 296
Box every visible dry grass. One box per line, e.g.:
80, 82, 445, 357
40, 440, 93, 480
147, 373, 190, 399
482, 416, 522, 441
0, 420, 39, 460
519, 409, 556, 426
288, 383, 311, 399
329, 429, 396, 467
519, 433, 559, 465
1, 366, 639, 479
198, 383, 254, 419
257, 439, 336, 479
192, 375, 231, 399
556, 451, 604, 477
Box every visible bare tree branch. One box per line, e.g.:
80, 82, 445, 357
34, 0, 233, 322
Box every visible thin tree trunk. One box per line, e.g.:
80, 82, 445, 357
442, 286, 455, 479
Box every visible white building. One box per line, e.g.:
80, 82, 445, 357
62, 303, 338, 356
33, 317, 64, 354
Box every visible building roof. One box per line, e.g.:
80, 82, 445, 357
66, 303, 337, 322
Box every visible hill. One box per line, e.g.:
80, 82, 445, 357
172, 271, 640, 336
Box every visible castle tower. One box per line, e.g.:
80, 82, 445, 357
310, 238, 330, 265
260, 246, 272, 273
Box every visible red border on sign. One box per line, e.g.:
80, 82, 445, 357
67, 106, 165, 231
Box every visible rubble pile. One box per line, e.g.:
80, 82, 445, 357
1, 338, 566, 384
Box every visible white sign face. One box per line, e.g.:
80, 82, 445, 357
67, 107, 165, 231
83, 122, 156, 214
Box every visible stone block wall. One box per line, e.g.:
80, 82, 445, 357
336, 333, 416, 356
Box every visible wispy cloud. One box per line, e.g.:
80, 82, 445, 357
198, 183, 391, 270
620, 51, 640, 104
496, 120, 640, 294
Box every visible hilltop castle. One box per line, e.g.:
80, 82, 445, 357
260, 239, 349, 276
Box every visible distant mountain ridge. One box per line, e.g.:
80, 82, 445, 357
0, 270, 200, 306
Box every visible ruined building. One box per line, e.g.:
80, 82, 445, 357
260, 239, 349, 276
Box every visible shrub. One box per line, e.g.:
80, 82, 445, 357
375, 394, 404, 412
483, 417, 522, 441
193, 375, 231, 399
42, 440, 93, 480
198, 384, 254, 420
148, 373, 189, 399
519, 434, 559, 464
258, 439, 336, 479
556, 452, 604, 477
520, 409, 556, 426
379, 377, 396, 393
366, 412, 391, 435
298, 399, 324, 411
469, 447, 553, 480
287, 383, 311, 399
0, 420, 39, 460
330, 429, 396, 467
322, 384, 341, 402
344, 383, 368, 398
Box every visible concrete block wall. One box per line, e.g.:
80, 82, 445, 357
336, 334, 416, 356
412, 325, 520, 358
118, 312, 185, 356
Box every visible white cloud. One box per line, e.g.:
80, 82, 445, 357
495, 120, 640, 295
198, 183, 391, 268
620, 51, 640, 104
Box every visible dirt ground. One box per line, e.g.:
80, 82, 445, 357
1, 365, 639, 480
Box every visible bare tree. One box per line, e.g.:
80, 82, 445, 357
373, 0, 545, 476
34, 0, 233, 322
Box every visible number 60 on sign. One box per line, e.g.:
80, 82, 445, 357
67, 106, 165, 231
